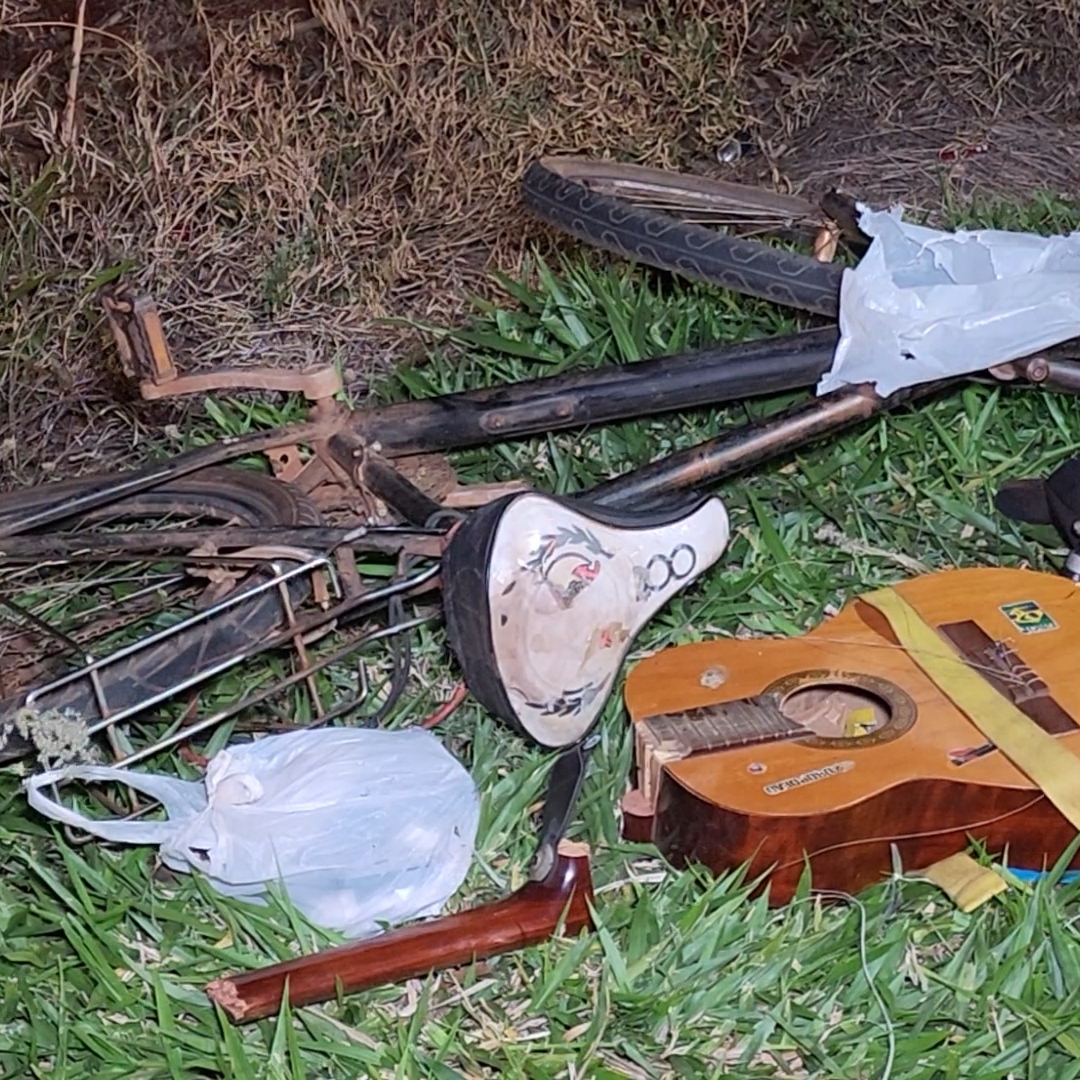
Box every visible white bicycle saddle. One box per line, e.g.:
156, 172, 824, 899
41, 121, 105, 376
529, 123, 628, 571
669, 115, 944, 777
442, 491, 731, 748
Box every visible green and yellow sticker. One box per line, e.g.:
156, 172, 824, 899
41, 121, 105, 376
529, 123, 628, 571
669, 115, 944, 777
999, 599, 1058, 635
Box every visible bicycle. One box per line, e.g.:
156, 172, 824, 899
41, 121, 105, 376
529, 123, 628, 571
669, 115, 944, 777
2, 156, 1077, 778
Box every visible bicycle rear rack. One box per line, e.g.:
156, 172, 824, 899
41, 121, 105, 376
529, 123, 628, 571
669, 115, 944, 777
24, 555, 337, 762
6, 553, 441, 770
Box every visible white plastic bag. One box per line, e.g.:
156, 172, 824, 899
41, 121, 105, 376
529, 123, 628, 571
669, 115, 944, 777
818, 205, 1080, 397
24, 727, 480, 939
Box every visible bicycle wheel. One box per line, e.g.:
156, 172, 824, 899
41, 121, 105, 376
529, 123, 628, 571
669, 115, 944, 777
0, 466, 323, 763
521, 156, 844, 319
0, 465, 320, 534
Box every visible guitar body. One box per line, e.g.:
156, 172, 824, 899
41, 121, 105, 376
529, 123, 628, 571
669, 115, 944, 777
622, 567, 1080, 904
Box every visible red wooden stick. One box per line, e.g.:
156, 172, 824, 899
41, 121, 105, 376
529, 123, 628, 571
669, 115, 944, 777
206, 841, 593, 1023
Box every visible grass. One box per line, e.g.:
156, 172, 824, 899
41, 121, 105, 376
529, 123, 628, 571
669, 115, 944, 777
6, 196, 1080, 1079
0, 0, 757, 490
4, 0, 1080, 491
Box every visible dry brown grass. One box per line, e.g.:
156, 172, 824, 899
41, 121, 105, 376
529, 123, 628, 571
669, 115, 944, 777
733, 0, 1080, 211
1, 0, 1078, 485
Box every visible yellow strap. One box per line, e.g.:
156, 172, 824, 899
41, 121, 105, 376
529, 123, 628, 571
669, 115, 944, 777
921, 852, 1009, 912
861, 586, 1080, 832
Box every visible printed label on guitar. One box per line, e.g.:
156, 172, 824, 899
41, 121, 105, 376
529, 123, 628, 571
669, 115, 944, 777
762, 759, 854, 796
999, 600, 1058, 635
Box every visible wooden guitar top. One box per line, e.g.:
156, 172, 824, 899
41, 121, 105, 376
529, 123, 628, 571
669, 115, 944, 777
624, 567, 1080, 819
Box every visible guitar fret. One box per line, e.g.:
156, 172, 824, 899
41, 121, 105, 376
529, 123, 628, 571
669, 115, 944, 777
641, 695, 802, 756
704, 715, 728, 747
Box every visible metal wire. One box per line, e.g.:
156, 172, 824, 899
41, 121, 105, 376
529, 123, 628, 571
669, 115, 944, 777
349, 594, 412, 728
0, 593, 89, 659
8, 551, 441, 767
24, 556, 340, 723
109, 612, 436, 769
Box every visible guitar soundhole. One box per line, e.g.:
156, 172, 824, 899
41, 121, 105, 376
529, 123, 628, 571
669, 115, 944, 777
767, 671, 917, 749
780, 684, 891, 737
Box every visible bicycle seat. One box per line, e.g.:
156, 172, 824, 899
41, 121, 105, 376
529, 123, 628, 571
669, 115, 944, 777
442, 490, 730, 748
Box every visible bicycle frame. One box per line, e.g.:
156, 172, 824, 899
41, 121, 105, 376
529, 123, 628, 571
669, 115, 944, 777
5, 286, 1080, 543
6, 264, 1080, 768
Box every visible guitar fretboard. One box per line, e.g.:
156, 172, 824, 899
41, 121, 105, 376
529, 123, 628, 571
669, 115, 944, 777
639, 695, 804, 758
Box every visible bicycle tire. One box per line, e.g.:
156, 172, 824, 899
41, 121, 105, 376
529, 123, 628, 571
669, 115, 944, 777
521, 157, 843, 319
0, 465, 319, 530
533, 155, 825, 234
0, 466, 322, 763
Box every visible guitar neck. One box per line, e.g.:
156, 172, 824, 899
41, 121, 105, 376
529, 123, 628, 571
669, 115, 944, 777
635, 695, 803, 804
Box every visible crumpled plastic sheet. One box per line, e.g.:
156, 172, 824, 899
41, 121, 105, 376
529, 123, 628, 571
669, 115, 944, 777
818, 205, 1080, 398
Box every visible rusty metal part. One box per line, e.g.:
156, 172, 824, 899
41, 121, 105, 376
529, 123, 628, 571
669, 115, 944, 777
985, 354, 1080, 391
0, 421, 336, 538
328, 432, 530, 524
0, 467, 327, 716
390, 454, 462, 502
442, 481, 532, 508
224, 545, 333, 608
91, 284, 842, 483
328, 433, 448, 527
585, 380, 949, 510
133, 365, 343, 402
0, 524, 447, 562
15, 553, 339, 762
818, 189, 870, 248
539, 155, 822, 231
113, 610, 437, 769
582, 342, 1080, 514
81, 285, 1080, 541
331, 542, 364, 598
989, 357, 1047, 382
812, 225, 841, 263
101, 286, 177, 383
226, 545, 334, 712
100, 283, 343, 403
96, 285, 537, 519
346, 328, 842, 457
266, 443, 310, 484
3, 556, 443, 768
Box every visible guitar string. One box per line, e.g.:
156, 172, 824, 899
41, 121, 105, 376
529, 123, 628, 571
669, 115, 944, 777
650, 632, 1038, 756
644, 630, 1059, 864
647, 630, 1049, 753
637, 624, 1058, 1078
667, 704, 800, 749
752, 633, 1042, 691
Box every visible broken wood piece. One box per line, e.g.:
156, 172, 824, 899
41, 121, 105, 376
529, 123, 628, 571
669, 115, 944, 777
206, 841, 594, 1023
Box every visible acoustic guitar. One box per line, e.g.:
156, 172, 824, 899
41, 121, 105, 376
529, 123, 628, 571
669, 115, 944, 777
621, 566, 1080, 903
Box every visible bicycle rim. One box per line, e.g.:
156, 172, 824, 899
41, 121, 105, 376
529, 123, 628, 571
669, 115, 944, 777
538, 156, 824, 233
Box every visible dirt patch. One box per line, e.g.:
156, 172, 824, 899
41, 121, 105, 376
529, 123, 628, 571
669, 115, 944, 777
1, 0, 1079, 487
724, 0, 1080, 212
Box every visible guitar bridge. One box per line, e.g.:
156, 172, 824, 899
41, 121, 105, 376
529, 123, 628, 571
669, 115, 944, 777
939, 620, 1076, 765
